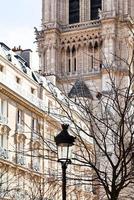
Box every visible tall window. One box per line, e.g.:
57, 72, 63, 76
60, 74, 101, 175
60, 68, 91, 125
32, 149, 40, 172
31, 118, 38, 140
69, 0, 79, 24
91, 0, 101, 20
17, 109, 23, 125
0, 100, 8, 120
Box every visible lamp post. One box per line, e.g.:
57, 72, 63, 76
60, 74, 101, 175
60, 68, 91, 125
55, 124, 76, 200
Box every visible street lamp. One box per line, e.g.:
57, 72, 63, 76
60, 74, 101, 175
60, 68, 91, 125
55, 124, 76, 200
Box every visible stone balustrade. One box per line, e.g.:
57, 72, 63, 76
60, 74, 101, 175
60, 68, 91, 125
40, 19, 101, 34
61, 20, 101, 32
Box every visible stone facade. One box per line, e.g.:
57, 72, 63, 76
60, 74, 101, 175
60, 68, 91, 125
37, 0, 134, 96
36, 1, 134, 199
0, 41, 94, 199
0, 42, 61, 199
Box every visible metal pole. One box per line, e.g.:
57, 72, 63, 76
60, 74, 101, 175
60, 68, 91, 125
61, 162, 67, 200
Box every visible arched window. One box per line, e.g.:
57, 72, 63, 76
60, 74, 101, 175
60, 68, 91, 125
72, 46, 77, 73
91, 0, 101, 20
69, 0, 79, 24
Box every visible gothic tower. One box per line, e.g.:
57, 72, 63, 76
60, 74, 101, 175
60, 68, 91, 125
36, 0, 134, 94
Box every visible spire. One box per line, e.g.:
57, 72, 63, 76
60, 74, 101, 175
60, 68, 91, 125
68, 80, 93, 99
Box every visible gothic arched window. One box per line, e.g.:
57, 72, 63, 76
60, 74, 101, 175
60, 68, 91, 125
69, 0, 79, 24
91, 0, 101, 20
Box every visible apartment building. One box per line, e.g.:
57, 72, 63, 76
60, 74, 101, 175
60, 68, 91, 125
0, 42, 94, 200
35, 0, 134, 199
0, 42, 61, 199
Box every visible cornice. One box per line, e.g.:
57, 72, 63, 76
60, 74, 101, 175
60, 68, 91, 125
0, 87, 44, 117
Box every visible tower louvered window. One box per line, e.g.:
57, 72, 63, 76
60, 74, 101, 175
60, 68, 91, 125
69, 0, 79, 24
91, 0, 101, 20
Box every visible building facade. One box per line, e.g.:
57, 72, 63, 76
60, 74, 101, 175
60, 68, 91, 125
0, 1, 133, 199
0, 42, 62, 199
0, 42, 93, 199
35, 0, 134, 199
36, 0, 134, 95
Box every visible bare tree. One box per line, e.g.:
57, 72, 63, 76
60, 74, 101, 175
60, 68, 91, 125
45, 49, 134, 200
0, 164, 27, 200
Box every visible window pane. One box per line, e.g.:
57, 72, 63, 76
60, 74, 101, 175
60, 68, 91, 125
69, 0, 79, 24
91, 0, 101, 20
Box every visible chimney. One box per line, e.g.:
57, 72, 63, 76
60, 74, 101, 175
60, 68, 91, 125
12, 46, 32, 68
21, 49, 32, 68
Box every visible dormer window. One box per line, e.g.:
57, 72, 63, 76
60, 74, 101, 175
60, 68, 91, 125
69, 0, 79, 24
91, 0, 101, 20
7, 54, 12, 62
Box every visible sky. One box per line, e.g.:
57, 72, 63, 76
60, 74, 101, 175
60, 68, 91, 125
0, 0, 42, 69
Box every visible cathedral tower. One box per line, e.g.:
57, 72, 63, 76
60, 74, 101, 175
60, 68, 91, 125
36, 0, 134, 93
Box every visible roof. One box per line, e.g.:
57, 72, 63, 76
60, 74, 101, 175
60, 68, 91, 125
68, 80, 93, 99
0, 42, 10, 51
0, 42, 40, 83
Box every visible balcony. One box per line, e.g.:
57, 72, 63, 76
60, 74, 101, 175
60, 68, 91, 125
47, 168, 57, 181
17, 155, 26, 166
32, 161, 40, 172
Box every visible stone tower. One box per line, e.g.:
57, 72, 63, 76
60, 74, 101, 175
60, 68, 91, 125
36, 0, 134, 94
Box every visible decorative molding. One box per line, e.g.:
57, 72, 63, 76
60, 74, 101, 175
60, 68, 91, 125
15, 133, 26, 143
30, 140, 41, 150
0, 124, 11, 135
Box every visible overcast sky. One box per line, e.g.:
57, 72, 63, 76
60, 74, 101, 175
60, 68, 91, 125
0, 0, 42, 69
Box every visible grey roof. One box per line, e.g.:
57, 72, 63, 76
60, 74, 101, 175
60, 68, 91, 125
68, 80, 93, 99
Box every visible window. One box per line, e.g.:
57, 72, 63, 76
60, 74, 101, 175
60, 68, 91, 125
16, 76, 20, 84
69, 0, 79, 24
0, 100, 9, 150
31, 87, 35, 94
0, 100, 8, 117
38, 118, 44, 135
0, 134, 8, 148
17, 141, 24, 154
74, 58, 76, 72
32, 149, 40, 171
0, 100, 8, 124
16, 109, 24, 133
68, 59, 71, 72
91, 0, 101, 20
91, 55, 94, 69
31, 118, 39, 140
0, 65, 4, 72
17, 109, 23, 125
48, 100, 53, 114
72, 47, 76, 73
